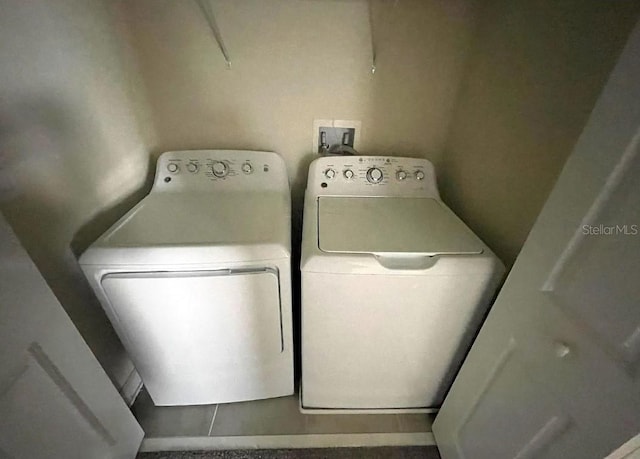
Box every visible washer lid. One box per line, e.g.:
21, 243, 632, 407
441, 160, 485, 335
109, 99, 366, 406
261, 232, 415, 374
318, 197, 484, 255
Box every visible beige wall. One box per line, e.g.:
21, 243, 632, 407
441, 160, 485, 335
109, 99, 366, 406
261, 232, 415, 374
123, 0, 477, 212
0, 0, 155, 391
440, 0, 640, 267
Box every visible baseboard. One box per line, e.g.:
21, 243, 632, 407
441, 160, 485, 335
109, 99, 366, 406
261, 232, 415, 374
139, 432, 436, 452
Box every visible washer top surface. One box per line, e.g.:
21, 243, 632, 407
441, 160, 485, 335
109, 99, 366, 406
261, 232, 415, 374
318, 196, 484, 256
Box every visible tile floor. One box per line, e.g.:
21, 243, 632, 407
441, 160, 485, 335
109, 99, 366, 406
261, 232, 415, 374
132, 389, 435, 438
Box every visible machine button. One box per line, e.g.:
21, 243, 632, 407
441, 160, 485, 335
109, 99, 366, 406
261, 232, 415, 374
396, 170, 408, 181
324, 168, 336, 179
366, 167, 383, 183
211, 161, 229, 177
415, 170, 425, 181
187, 162, 199, 173
343, 169, 354, 179
241, 162, 253, 174
167, 163, 179, 173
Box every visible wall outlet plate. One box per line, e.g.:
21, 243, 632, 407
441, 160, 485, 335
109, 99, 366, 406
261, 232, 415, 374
313, 119, 361, 154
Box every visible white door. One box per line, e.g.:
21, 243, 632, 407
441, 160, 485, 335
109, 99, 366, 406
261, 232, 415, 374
0, 214, 143, 459
433, 18, 640, 459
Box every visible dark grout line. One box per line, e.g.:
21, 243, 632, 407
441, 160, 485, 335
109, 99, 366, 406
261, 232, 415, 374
207, 404, 219, 436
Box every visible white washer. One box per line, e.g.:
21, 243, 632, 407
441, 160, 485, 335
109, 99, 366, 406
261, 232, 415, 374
300, 156, 505, 412
80, 150, 293, 406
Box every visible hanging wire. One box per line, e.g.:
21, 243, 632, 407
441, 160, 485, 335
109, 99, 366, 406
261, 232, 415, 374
196, 0, 231, 69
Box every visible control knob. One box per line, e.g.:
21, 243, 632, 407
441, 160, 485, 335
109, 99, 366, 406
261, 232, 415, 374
241, 162, 253, 174
167, 163, 179, 173
324, 168, 336, 179
366, 167, 383, 184
343, 169, 354, 179
396, 170, 408, 181
415, 170, 425, 181
211, 161, 228, 178
187, 162, 199, 173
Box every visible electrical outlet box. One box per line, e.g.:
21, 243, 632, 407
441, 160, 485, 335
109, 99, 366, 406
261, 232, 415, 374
313, 119, 361, 154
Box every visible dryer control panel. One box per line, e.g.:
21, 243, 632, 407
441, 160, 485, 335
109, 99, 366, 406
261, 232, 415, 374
307, 156, 439, 198
153, 150, 289, 193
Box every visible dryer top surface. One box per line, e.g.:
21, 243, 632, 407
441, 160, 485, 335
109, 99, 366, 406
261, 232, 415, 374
80, 150, 291, 265
96, 191, 290, 249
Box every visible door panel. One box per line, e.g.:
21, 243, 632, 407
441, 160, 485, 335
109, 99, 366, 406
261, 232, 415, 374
435, 302, 588, 459
544, 143, 640, 372
606, 433, 640, 459
0, 215, 143, 458
433, 19, 640, 459
0, 349, 112, 459
457, 343, 574, 459
437, 288, 638, 459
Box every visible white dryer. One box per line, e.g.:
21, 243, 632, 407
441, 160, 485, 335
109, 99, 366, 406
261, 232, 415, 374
300, 155, 505, 411
81, 150, 293, 406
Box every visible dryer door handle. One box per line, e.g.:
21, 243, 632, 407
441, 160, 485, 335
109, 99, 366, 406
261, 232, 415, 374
373, 254, 439, 270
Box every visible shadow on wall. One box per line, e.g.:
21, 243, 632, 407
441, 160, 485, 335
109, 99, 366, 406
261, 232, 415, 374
0, 98, 151, 391
290, 151, 317, 380
438, 0, 640, 268
367, 0, 476, 167
70, 158, 156, 257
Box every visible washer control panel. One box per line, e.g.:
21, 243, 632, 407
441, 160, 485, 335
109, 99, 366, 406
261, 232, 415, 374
154, 150, 288, 192
307, 156, 439, 198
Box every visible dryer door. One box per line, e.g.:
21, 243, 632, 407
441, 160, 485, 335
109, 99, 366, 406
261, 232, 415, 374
101, 268, 283, 405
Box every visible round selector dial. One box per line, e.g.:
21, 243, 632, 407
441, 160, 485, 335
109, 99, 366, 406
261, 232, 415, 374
324, 168, 336, 179
167, 163, 179, 173
415, 170, 425, 181
366, 167, 384, 184
211, 161, 229, 178
241, 162, 253, 174
187, 162, 199, 173
343, 169, 354, 180
396, 170, 408, 181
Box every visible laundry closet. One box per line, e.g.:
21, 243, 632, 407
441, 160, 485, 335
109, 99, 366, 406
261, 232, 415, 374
1, 1, 639, 458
